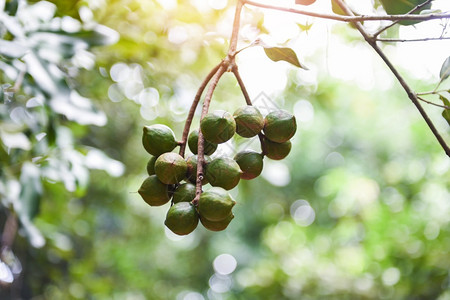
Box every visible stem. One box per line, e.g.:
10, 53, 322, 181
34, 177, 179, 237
229, 0, 244, 55
417, 89, 450, 96
192, 65, 228, 205
373, 0, 433, 37
241, 0, 450, 23
231, 65, 251, 105
434, 77, 445, 93
179, 62, 224, 157
334, 0, 450, 157
234, 41, 259, 56
376, 37, 450, 43
191, 0, 245, 204
231, 64, 266, 152
417, 96, 450, 109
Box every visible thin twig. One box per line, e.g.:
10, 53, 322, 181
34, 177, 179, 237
434, 76, 447, 93
372, 0, 433, 38
376, 36, 450, 43
179, 61, 224, 158
231, 64, 266, 152
334, 0, 450, 157
241, 0, 450, 23
417, 96, 450, 109
417, 89, 450, 96
191, 0, 246, 204
231, 65, 252, 105
234, 42, 259, 56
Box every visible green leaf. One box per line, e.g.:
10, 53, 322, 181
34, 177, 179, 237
0, 131, 31, 150
331, 0, 346, 16
331, 0, 362, 28
19, 162, 42, 220
10, 163, 44, 248
439, 56, 450, 81
0, 40, 27, 58
439, 95, 450, 126
19, 217, 45, 248
255, 14, 269, 35
50, 91, 107, 126
379, 0, 432, 26
298, 22, 313, 33
5, 0, 19, 16
34, 25, 119, 47
263, 47, 308, 69
23, 51, 64, 96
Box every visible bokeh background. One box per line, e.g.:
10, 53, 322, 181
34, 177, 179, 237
1, 0, 449, 299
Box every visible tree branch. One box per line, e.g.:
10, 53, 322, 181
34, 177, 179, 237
417, 89, 450, 96
417, 96, 450, 109
376, 36, 450, 43
241, 0, 450, 23
372, 0, 434, 37
186, 0, 246, 205
231, 65, 251, 105
192, 64, 227, 205
179, 61, 224, 158
229, 0, 244, 55
333, 0, 450, 157
231, 64, 266, 152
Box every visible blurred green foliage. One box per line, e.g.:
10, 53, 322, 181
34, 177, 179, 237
1, 0, 449, 299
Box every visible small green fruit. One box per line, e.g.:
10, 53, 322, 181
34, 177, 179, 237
263, 138, 292, 160
142, 124, 178, 156
173, 183, 196, 203
146, 156, 157, 176
200, 213, 234, 232
233, 106, 264, 138
263, 110, 297, 143
165, 202, 199, 235
186, 155, 211, 185
155, 152, 187, 184
138, 175, 171, 206
234, 150, 263, 180
198, 187, 236, 222
188, 129, 218, 155
205, 157, 241, 190
200, 110, 236, 144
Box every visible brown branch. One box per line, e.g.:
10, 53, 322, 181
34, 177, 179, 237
191, 0, 246, 204
179, 62, 224, 158
376, 36, 450, 43
1, 213, 18, 251
234, 42, 258, 56
417, 96, 450, 109
192, 64, 228, 205
417, 89, 450, 96
231, 65, 251, 105
372, 0, 433, 37
231, 64, 266, 152
333, 0, 450, 157
229, 0, 244, 55
241, 0, 450, 23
